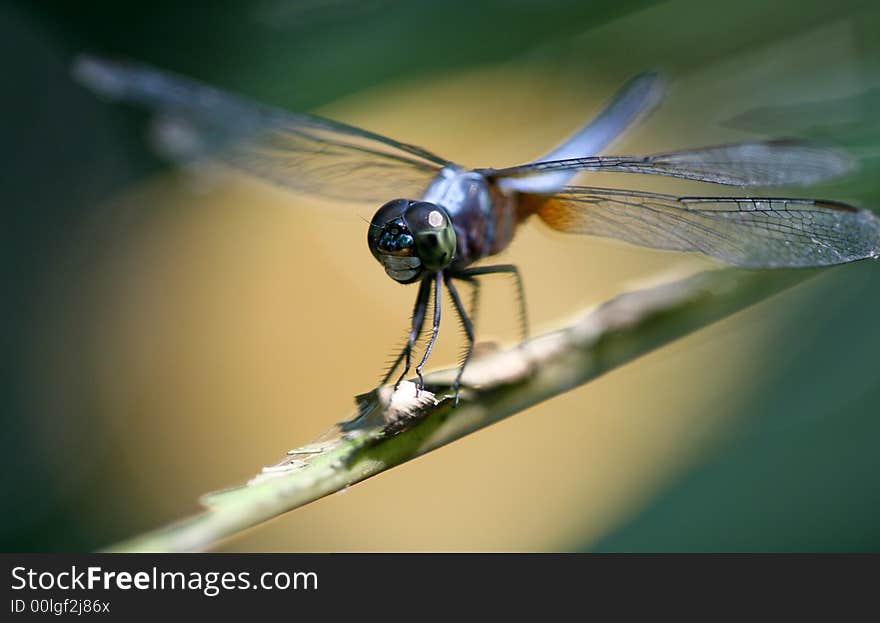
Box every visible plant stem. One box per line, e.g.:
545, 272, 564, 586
106, 266, 812, 552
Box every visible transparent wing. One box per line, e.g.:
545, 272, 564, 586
529, 186, 880, 267
72, 55, 448, 203
500, 71, 665, 194
489, 140, 855, 188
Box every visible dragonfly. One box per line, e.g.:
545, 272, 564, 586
73, 56, 880, 404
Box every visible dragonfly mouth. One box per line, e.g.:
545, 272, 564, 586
380, 254, 422, 283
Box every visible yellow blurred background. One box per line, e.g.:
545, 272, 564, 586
35, 64, 802, 550
7, 0, 880, 551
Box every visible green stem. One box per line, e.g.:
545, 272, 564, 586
106, 267, 812, 552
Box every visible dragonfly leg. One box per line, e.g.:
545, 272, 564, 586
380, 277, 431, 389
455, 264, 529, 344
414, 271, 443, 391
456, 274, 481, 336
444, 274, 475, 406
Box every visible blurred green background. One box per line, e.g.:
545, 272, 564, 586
3, 0, 879, 552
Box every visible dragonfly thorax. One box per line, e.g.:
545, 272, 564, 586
367, 199, 457, 284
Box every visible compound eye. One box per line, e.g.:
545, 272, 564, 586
376, 225, 414, 254
404, 202, 456, 271
368, 198, 413, 261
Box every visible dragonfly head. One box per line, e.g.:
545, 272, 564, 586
368, 199, 457, 283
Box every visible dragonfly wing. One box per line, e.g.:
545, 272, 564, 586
491, 140, 856, 188
498, 71, 665, 194
72, 55, 447, 203
526, 186, 880, 267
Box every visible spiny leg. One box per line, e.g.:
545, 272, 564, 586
460, 275, 481, 335
379, 276, 431, 389
456, 264, 529, 343
444, 274, 475, 406
414, 271, 443, 390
